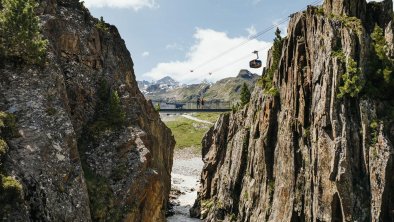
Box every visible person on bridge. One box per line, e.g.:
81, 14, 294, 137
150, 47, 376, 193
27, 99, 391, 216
201, 97, 205, 109
197, 97, 201, 109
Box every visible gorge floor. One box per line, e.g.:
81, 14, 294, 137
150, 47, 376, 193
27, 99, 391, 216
167, 147, 203, 222
162, 113, 221, 221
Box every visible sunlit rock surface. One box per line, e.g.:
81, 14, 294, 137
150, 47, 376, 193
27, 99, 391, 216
191, 0, 394, 221
0, 0, 174, 221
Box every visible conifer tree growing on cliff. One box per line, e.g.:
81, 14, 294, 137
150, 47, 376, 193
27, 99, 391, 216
368, 25, 394, 98
0, 0, 47, 64
360, 24, 394, 101
95, 16, 109, 33
260, 28, 283, 96
240, 82, 251, 106
273, 28, 283, 63
109, 91, 125, 126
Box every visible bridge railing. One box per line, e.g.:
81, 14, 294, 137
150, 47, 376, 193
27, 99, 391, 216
151, 100, 232, 110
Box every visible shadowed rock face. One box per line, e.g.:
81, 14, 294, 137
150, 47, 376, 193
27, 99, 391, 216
191, 0, 394, 221
0, 0, 174, 221
324, 0, 366, 20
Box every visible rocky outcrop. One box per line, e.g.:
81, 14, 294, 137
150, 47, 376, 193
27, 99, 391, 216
324, 0, 366, 20
191, 0, 394, 221
0, 0, 174, 221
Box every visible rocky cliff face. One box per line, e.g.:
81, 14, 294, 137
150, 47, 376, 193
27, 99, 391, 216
0, 0, 174, 221
191, 0, 394, 221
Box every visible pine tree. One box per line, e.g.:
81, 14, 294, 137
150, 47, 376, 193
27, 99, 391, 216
364, 25, 394, 99
371, 25, 393, 84
272, 28, 283, 68
0, 0, 48, 64
96, 78, 110, 120
109, 91, 125, 126
95, 16, 109, 33
240, 83, 251, 106
260, 28, 283, 95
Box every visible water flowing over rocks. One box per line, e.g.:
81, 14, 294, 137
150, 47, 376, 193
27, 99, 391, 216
0, 0, 174, 221
191, 0, 394, 221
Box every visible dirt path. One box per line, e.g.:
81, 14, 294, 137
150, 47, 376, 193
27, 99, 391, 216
167, 148, 203, 222
181, 114, 214, 125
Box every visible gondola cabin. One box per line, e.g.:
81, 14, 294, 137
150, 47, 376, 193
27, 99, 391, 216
250, 50, 262, 69
249, 59, 262, 69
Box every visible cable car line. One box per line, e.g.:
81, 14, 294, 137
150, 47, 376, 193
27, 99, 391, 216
209, 45, 270, 75
189, 17, 289, 73
191, 0, 323, 74
209, 54, 252, 74
202, 0, 323, 76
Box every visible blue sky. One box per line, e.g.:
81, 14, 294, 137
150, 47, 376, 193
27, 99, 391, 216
86, 0, 321, 83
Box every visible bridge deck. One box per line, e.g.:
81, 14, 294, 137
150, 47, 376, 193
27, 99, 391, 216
159, 109, 231, 113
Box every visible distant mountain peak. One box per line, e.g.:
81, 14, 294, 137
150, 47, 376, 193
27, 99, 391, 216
237, 69, 258, 79
156, 76, 179, 85
137, 76, 180, 94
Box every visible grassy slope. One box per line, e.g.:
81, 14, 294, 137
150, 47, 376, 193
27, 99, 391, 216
203, 78, 255, 102
192, 113, 222, 123
163, 113, 222, 151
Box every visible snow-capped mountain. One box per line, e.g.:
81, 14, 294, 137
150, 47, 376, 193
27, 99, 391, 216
155, 76, 180, 87
137, 80, 152, 93
137, 76, 180, 94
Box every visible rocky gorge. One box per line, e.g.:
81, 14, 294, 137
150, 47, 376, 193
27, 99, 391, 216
1, 0, 394, 221
191, 0, 394, 221
0, 0, 174, 221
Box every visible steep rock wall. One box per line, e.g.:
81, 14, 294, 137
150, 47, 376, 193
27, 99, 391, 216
0, 0, 174, 221
191, 0, 394, 221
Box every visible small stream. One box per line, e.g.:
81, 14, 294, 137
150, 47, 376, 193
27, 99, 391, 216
167, 153, 203, 222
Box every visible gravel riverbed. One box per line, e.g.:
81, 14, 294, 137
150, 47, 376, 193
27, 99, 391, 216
167, 148, 203, 222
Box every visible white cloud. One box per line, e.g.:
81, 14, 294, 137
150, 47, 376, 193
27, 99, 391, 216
246, 25, 257, 38
83, 0, 158, 10
166, 43, 184, 51
143, 28, 272, 84
142, 51, 150, 57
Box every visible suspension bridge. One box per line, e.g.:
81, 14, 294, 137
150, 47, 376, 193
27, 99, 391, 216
153, 101, 232, 113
